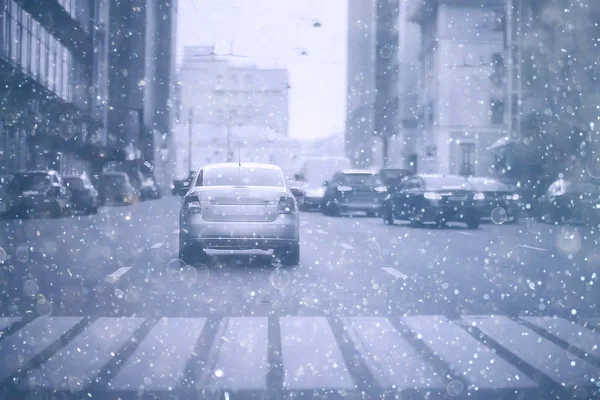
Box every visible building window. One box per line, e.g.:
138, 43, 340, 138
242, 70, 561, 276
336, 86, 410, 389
244, 73, 253, 84
490, 99, 505, 124
484, 10, 504, 31
30, 18, 38, 78
19, 10, 30, 72
459, 143, 475, 176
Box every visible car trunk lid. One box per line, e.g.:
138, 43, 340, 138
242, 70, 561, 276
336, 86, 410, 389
193, 186, 285, 222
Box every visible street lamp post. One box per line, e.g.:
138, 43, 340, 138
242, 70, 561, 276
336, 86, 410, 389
187, 108, 193, 172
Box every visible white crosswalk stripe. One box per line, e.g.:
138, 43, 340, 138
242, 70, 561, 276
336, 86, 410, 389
0, 314, 598, 397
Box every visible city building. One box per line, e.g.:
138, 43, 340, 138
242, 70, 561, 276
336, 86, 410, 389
390, 0, 420, 172
409, 0, 505, 175
0, 0, 177, 189
345, 0, 400, 167
175, 45, 291, 176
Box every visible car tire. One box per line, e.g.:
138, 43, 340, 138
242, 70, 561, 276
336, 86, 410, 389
382, 204, 395, 225
87, 206, 99, 215
323, 200, 340, 217
466, 215, 480, 230
408, 207, 423, 227
179, 244, 208, 264
275, 243, 300, 266
52, 203, 63, 218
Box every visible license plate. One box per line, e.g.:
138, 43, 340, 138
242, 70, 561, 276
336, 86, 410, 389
449, 196, 466, 201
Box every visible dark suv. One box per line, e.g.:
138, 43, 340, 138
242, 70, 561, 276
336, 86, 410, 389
1, 170, 71, 218
322, 170, 387, 216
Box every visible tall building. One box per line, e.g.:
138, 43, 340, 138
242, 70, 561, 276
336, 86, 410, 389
0, 0, 177, 188
175, 45, 291, 176
409, 0, 505, 175
346, 0, 400, 167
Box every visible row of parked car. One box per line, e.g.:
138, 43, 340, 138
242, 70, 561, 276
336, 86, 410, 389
0, 169, 162, 219
290, 167, 600, 228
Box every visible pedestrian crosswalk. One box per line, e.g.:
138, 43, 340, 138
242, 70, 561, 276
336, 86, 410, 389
0, 314, 598, 399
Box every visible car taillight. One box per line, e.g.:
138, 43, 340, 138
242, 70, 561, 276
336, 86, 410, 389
278, 196, 296, 214
184, 197, 202, 214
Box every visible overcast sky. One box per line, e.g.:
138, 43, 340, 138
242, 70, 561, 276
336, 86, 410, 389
176, 0, 347, 141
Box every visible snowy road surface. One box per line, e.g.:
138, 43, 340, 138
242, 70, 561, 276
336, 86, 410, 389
0, 196, 598, 399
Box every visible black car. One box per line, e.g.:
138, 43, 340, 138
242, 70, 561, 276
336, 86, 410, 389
322, 170, 387, 216
382, 174, 481, 229
1, 170, 71, 218
63, 175, 100, 214
468, 177, 521, 223
535, 179, 600, 225
97, 172, 139, 205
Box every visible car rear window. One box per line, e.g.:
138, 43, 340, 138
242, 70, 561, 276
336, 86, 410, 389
342, 174, 382, 186
64, 178, 85, 190
469, 178, 511, 192
8, 174, 51, 193
198, 167, 284, 187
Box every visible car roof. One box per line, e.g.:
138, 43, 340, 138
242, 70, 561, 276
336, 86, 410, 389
201, 162, 282, 171
100, 171, 128, 176
15, 170, 56, 175
418, 174, 467, 179
340, 169, 377, 175
63, 175, 84, 179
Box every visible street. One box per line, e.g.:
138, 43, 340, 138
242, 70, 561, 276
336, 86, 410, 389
0, 196, 599, 399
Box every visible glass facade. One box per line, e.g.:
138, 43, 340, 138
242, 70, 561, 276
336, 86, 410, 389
1, 0, 74, 103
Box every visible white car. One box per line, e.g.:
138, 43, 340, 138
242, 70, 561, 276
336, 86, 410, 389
179, 163, 300, 265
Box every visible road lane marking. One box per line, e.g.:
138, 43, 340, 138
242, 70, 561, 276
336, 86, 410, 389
110, 318, 206, 390
457, 231, 472, 236
150, 242, 164, 249
106, 266, 132, 281
518, 244, 547, 251
315, 229, 327, 235
280, 317, 353, 390
339, 243, 354, 250
382, 267, 408, 280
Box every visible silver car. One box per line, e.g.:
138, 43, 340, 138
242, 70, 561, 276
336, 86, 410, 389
179, 163, 300, 265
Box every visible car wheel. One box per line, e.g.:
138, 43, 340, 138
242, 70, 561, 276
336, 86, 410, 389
409, 207, 423, 227
52, 203, 63, 218
382, 204, 395, 225
323, 200, 340, 217
466, 215, 480, 229
87, 206, 99, 215
275, 243, 300, 266
179, 244, 207, 264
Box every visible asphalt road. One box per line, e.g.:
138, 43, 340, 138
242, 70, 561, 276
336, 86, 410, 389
0, 196, 598, 399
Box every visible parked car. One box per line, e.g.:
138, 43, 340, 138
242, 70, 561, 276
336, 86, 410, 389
321, 170, 387, 216
468, 177, 521, 223
294, 157, 352, 211
382, 174, 481, 229
535, 178, 600, 225
1, 170, 71, 218
172, 171, 195, 196
63, 175, 100, 214
97, 172, 139, 205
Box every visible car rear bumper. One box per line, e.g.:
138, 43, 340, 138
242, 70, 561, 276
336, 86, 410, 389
180, 215, 299, 250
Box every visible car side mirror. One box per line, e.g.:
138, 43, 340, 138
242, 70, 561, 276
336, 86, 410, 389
178, 187, 189, 196
323, 181, 329, 187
